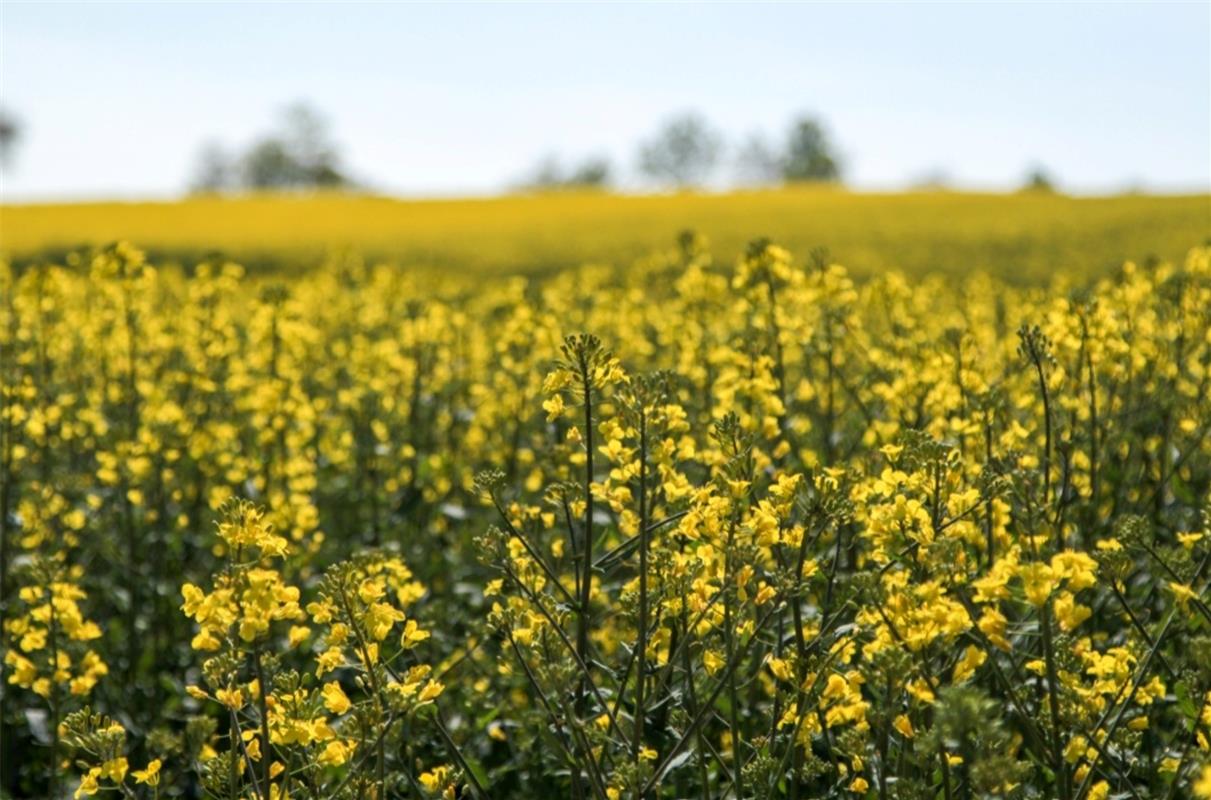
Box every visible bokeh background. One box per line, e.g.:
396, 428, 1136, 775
4, 2, 1210, 198
0, 2, 1209, 272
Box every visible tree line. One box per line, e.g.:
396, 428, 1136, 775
191, 104, 347, 192
0, 102, 1056, 195
518, 111, 842, 191
187, 106, 845, 194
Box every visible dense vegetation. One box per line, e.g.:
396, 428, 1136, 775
2, 229, 1210, 799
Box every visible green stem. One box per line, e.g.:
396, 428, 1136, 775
251, 647, 273, 797
1039, 602, 1071, 800
633, 407, 649, 779
577, 349, 596, 707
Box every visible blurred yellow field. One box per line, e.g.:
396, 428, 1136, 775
4, 188, 1208, 279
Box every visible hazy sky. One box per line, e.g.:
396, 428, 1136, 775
2, 2, 1209, 200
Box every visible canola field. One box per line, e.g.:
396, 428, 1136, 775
2, 194, 1211, 800
3, 189, 1209, 280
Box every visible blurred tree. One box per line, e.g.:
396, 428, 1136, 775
565, 156, 611, 187
523, 154, 565, 189
1022, 165, 1056, 192
243, 138, 301, 189
281, 103, 345, 187
193, 102, 347, 192
190, 142, 234, 193
734, 133, 783, 186
781, 115, 841, 182
519, 153, 612, 190
0, 109, 21, 168
637, 112, 722, 188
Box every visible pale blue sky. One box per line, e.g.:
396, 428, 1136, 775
2, 2, 1208, 200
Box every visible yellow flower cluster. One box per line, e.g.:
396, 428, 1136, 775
4, 578, 106, 698
173, 502, 443, 798
180, 501, 304, 651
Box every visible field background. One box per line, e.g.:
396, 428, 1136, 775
4, 188, 1208, 280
